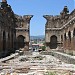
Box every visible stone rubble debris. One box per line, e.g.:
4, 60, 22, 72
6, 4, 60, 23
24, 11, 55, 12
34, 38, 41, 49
0, 52, 75, 75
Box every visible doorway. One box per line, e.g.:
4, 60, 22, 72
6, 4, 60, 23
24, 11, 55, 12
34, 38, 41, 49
50, 35, 57, 49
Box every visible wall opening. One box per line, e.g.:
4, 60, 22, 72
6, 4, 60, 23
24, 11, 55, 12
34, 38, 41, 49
50, 35, 57, 49
11, 32, 14, 49
73, 28, 75, 37
17, 35, 25, 49
3, 31, 6, 51
61, 35, 63, 42
8, 33, 10, 49
68, 31, 71, 42
64, 33, 66, 40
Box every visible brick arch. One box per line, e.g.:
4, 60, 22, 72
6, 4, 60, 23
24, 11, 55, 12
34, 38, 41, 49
3, 31, 6, 51
8, 33, 10, 50
73, 28, 75, 50
63, 33, 67, 49
16, 33, 26, 38
16, 35, 26, 49
17, 35, 25, 38
68, 31, 71, 42
50, 35, 57, 49
73, 28, 75, 37
64, 33, 66, 40
61, 35, 63, 42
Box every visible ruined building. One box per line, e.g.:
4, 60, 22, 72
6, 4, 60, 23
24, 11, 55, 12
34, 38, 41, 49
15, 15, 33, 51
44, 6, 75, 55
0, 0, 16, 57
0, 0, 32, 58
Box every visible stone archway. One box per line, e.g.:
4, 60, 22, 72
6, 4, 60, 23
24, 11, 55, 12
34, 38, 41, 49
50, 35, 57, 49
17, 35, 25, 49
73, 28, 75, 37
68, 31, 71, 42
64, 33, 66, 40
3, 31, 6, 51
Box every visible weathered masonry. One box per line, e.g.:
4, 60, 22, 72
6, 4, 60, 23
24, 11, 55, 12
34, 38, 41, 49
0, 0, 33, 58
44, 6, 75, 55
0, 0, 16, 57
15, 15, 33, 51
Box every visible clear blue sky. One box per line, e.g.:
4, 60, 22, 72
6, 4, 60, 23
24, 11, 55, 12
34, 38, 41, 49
0, 0, 74, 36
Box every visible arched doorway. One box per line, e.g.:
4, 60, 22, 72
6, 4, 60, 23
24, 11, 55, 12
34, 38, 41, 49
68, 31, 71, 42
73, 28, 75, 37
8, 33, 10, 50
50, 35, 57, 49
17, 35, 25, 49
64, 33, 66, 40
3, 31, 6, 51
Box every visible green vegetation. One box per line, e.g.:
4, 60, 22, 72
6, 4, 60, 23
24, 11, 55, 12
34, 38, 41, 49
44, 72, 56, 75
68, 52, 73, 56
42, 46, 46, 51
34, 39, 37, 44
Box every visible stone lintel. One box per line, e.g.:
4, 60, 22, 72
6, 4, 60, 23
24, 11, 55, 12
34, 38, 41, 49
46, 28, 61, 31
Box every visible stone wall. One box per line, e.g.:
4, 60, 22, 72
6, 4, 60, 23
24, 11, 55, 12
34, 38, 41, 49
0, 0, 33, 58
44, 6, 75, 54
40, 51, 75, 64
51, 51, 75, 64
0, 0, 16, 58
15, 15, 33, 51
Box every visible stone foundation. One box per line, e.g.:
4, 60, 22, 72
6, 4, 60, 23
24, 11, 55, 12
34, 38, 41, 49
40, 51, 75, 64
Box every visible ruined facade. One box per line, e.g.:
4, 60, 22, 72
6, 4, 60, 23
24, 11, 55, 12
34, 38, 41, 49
15, 15, 33, 51
0, 0, 33, 58
44, 6, 75, 55
0, 0, 16, 57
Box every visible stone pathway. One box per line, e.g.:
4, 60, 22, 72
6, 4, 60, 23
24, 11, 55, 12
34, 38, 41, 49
0, 52, 75, 75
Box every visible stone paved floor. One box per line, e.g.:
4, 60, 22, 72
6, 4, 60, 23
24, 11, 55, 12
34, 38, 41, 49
0, 52, 75, 75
